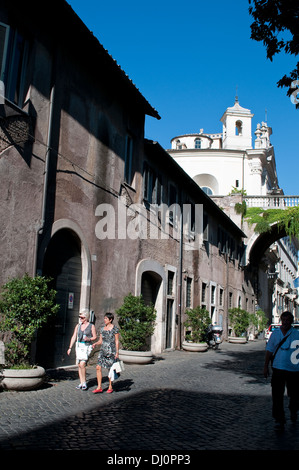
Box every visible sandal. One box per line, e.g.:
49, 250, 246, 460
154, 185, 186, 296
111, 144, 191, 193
92, 388, 103, 394
106, 389, 113, 393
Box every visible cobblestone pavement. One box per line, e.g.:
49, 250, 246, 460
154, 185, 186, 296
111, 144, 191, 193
1, 339, 299, 453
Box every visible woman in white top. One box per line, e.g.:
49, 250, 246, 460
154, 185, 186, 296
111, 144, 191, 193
67, 311, 97, 390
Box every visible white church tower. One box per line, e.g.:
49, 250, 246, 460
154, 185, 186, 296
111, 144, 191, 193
168, 98, 277, 196
220, 97, 254, 150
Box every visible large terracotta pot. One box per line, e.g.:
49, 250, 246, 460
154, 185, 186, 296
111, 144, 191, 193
182, 341, 208, 352
1, 366, 46, 391
119, 349, 153, 364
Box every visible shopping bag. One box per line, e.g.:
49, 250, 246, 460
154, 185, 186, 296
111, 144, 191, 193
114, 359, 125, 373
76, 342, 92, 361
108, 364, 119, 382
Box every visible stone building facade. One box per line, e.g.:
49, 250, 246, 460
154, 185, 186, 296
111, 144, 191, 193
0, 0, 254, 368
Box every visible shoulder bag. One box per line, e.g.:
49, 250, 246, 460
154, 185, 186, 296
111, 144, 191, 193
76, 323, 93, 362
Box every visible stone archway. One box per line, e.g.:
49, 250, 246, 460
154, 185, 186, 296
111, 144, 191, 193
36, 221, 92, 368
36, 229, 82, 368
135, 259, 166, 354
246, 223, 288, 266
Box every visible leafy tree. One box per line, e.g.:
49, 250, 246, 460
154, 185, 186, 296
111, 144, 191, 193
250, 309, 268, 333
249, 0, 299, 104
0, 274, 59, 367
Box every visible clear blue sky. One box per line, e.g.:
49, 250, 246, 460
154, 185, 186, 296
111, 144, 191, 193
67, 0, 299, 195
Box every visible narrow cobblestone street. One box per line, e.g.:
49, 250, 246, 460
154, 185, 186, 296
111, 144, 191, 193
1, 339, 299, 453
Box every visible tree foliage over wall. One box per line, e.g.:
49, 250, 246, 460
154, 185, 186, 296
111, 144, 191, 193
245, 205, 299, 238
249, 0, 299, 104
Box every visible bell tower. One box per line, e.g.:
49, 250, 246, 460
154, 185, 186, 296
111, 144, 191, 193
220, 97, 254, 150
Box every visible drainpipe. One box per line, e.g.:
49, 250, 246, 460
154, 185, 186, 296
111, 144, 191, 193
177, 199, 184, 349
242, 152, 245, 193
32, 84, 55, 276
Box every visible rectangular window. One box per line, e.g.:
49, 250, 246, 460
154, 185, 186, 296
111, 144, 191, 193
203, 212, 209, 241
152, 173, 162, 205
195, 138, 201, 149
228, 236, 236, 259
168, 183, 177, 225
211, 285, 216, 305
185, 200, 195, 233
218, 227, 228, 254
211, 306, 215, 321
238, 243, 246, 266
124, 135, 133, 185
219, 288, 223, 306
202, 282, 207, 304
167, 271, 174, 296
0, 22, 10, 82
143, 162, 152, 202
186, 277, 192, 308
143, 162, 162, 205
0, 22, 28, 107
229, 292, 233, 308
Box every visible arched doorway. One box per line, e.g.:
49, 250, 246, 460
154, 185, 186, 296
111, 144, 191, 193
36, 229, 82, 368
141, 271, 163, 352
141, 271, 161, 306
136, 259, 167, 354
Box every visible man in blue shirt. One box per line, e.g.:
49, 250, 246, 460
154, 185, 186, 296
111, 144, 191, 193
264, 311, 299, 430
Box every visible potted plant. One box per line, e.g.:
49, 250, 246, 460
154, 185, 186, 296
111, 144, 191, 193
228, 307, 250, 343
248, 309, 268, 339
182, 306, 211, 352
0, 273, 59, 390
116, 293, 156, 364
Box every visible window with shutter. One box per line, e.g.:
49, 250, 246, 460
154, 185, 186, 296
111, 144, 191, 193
0, 21, 28, 107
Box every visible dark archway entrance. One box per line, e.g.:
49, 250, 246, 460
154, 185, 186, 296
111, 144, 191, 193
36, 229, 82, 368
249, 224, 288, 266
141, 271, 161, 306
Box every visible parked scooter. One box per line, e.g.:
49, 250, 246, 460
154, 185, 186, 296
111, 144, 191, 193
205, 324, 223, 349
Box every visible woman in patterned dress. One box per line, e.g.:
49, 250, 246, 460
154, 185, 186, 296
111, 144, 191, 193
92, 313, 119, 394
